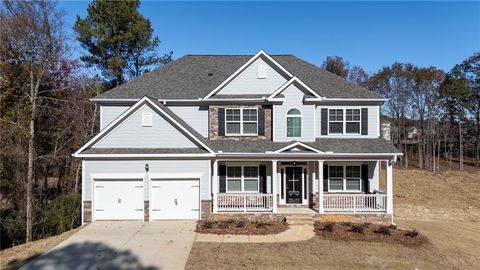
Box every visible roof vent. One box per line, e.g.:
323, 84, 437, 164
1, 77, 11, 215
207, 73, 213, 76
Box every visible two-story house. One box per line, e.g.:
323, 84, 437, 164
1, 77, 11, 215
74, 50, 401, 224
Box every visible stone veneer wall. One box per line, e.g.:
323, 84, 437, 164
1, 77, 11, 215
209, 105, 272, 140
201, 200, 212, 219
144, 200, 149, 221
315, 213, 391, 225
83, 201, 92, 223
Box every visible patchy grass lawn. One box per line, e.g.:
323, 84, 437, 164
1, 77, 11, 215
186, 167, 480, 269
0, 228, 80, 270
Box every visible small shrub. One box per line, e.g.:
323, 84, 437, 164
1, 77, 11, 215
405, 229, 419, 238
227, 218, 236, 224
202, 220, 214, 229
375, 226, 391, 236
350, 224, 365, 234
252, 220, 274, 228
218, 221, 229, 229
363, 222, 371, 228
389, 224, 397, 229
322, 222, 335, 232
235, 220, 245, 228
343, 222, 352, 227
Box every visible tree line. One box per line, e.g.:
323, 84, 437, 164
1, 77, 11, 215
322, 55, 480, 171
1, 0, 478, 249
0, 0, 171, 248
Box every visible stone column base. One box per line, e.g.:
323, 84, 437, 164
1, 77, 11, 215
83, 201, 92, 223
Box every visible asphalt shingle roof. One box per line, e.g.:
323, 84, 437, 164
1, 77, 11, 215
94, 55, 382, 100
82, 148, 208, 154
209, 138, 401, 154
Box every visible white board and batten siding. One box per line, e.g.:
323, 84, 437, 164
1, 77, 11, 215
273, 84, 316, 142
94, 105, 198, 148
217, 58, 288, 95
315, 105, 380, 138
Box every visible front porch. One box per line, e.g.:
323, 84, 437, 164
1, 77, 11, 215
211, 159, 394, 215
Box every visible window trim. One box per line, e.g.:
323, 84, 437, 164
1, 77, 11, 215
226, 165, 260, 193
327, 108, 362, 135
225, 108, 258, 136
327, 165, 362, 192
286, 108, 302, 138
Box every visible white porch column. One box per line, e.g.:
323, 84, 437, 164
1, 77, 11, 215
386, 160, 393, 215
272, 160, 278, 213
318, 160, 324, 213
212, 160, 218, 213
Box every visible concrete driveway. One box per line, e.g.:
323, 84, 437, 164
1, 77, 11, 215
21, 221, 197, 270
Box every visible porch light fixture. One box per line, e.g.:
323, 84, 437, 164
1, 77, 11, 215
145, 163, 149, 172
292, 161, 297, 166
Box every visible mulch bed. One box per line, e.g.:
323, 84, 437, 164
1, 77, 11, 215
196, 219, 289, 235
314, 221, 429, 247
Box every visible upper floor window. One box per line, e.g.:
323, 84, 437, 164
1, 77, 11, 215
328, 109, 343, 134
226, 108, 258, 135
346, 109, 360, 134
287, 108, 302, 137
328, 108, 361, 134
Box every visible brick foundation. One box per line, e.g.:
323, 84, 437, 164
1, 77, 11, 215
201, 200, 212, 219
83, 201, 92, 223
315, 213, 391, 225
144, 200, 149, 221
210, 213, 285, 222
209, 105, 272, 140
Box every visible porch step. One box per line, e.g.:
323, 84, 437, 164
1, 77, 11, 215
284, 214, 315, 225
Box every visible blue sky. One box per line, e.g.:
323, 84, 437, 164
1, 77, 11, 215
58, 1, 480, 74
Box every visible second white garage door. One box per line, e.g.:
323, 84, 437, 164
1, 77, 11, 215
150, 179, 200, 220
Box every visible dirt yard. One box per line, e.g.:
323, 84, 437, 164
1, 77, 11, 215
186, 166, 480, 269
0, 228, 79, 270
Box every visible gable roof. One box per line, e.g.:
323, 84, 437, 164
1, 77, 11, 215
267, 76, 323, 100
73, 96, 215, 157
92, 54, 383, 101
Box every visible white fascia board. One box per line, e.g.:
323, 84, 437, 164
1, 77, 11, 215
267, 76, 323, 100
274, 142, 323, 153
73, 153, 215, 158
203, 50, 293, 99
90, 98, 140, 103
216, 152, 402, 158
322, 98, 389, 102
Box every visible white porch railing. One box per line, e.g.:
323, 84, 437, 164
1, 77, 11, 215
217, 193, 273, 212
323, 194, 387, 213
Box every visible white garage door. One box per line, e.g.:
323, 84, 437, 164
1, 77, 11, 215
94, 180, 144, 220
151, 179, 200, 220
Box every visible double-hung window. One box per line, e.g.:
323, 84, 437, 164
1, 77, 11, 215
225, 108, 258, 135
328, 108, 361, 135
328, 109, 343, 134
346, 109, 360, 134
226, 166, 259, 192
328, 165, 362, 192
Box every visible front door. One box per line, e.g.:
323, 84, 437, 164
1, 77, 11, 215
286, 167, 302, 204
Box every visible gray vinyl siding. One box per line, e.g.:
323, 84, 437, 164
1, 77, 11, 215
315, 105, 379, 138
218, 58, 288, 95
273, 84, 315, 142
168, 105, 209, 137
100, 105, 130, 130
83, 159, 210, 201
94, 105, 198, 148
